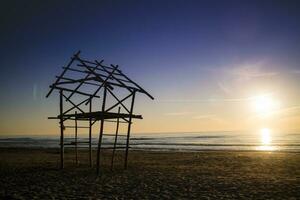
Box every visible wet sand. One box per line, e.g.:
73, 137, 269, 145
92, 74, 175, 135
0, 148, 299, 199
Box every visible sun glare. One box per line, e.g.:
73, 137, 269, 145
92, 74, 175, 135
252, 95, 279, 116
256, 128, 275, 151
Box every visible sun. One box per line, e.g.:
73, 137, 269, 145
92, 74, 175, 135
252, 95, 279, 116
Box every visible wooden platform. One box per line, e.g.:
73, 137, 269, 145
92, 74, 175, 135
48, 111, 142, 120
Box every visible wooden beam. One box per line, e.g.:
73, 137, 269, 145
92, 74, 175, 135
104, 119, 130, 124
58, 75, 145, 93
111, 107, 120, 171
80, 58, 121, 71
55, 76, 96, 85
77, 64, 123, 76
89, 99, 92, 167
46, 51, 80, 98
121, 117, 131, 123
59, 68, 114, 80
62, 98, 89, 116
111, 64, 154, 100
58, 76, 102, 87
96, 87, 107, 175
59, 90, 64, 169
62, 93, 84, 114
75, 55, 114, 90
106, 90, 132, 113
49, 85, 100, 98
75, 111, 78, 165
78, 58, 98, 66
101, 81, 143, 92
59, 111, 142, 120
92, 119, 97, 126
64, 126, 89, 128
124, 91, 136, 169
85, 65, 119, 105
96, 61, 133, 93
65, 58, 101, 101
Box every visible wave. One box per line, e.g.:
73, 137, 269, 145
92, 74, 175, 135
1, 132, 300, 152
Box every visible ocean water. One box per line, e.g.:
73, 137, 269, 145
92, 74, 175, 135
1, 131, 300, 152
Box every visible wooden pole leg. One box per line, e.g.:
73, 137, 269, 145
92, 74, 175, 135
75, 111, 78, 165
89, 100, 93, 167
96, 87, 107, 175
59, 90, 64, 169
124, 91, 136, 169
111, 107, 121, 171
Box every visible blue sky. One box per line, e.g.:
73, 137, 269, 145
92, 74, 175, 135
1, 0, 300, 135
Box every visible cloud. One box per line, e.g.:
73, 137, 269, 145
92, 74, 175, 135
248, 105, 300, 120
164, 112, 193, 116
271, 106, 300, 117
205, 60, 279, 95
192, 114, 216, 119
290, 70, 300, 74
217, 81, 231, 94
158, 97, 252, 103
229, 61, 279, 81
208, 60, 279, 80
192, 114, 226, 124
232, 68, 278, 79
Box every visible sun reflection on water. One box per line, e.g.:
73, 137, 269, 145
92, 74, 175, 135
256, 128, 275, 151
261, 128, 271, 145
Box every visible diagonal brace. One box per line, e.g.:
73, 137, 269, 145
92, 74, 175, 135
105, 90, 133, 113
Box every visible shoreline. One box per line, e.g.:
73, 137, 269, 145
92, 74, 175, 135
1, 146, 300, 153
1, 132, 300, 152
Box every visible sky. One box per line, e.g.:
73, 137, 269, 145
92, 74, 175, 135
1, 0, 300, 136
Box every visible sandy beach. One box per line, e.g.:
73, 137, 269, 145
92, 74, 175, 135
0, 148, 299, 199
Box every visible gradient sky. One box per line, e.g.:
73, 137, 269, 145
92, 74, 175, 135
1, 0, 300, 135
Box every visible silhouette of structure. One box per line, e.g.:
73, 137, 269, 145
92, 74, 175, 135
46, 51, 154, 174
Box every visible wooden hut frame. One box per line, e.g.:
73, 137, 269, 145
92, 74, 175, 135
46, 51, 154, 174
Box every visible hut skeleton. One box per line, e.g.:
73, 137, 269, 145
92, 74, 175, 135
46, 51, 154, 174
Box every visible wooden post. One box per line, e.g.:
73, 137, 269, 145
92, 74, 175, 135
111, 107, 121, 171
59, 90, 64, 169
124, 91, 136, 169
75, 111, 78, 165
96, 87, 107, 175
89, 99, 92, 167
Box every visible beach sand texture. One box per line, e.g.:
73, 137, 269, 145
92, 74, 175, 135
1, 148, 299, 199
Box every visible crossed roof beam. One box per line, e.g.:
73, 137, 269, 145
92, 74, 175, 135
46, 51, 154, 100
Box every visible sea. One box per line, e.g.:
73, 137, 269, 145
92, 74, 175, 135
1, 131, 300, 152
